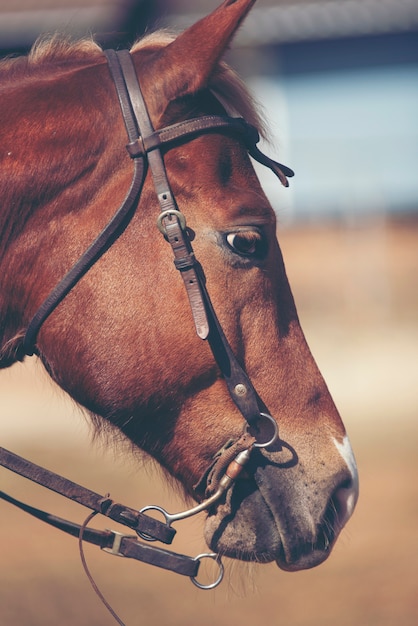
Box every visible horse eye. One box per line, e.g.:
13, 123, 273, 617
226, 231, 263, 257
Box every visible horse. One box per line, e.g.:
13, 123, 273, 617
0, 0, 358, 580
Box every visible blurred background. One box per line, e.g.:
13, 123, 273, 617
1, 1, 417, 625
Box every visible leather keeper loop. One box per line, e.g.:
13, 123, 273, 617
126, 132, 163, 158
174, 253, 197, 271
126, 139, 145, 158
142, 132, 162, 152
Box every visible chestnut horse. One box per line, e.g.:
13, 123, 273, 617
0, 0, 358, 575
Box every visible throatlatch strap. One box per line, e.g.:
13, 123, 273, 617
22, 161, 146, 358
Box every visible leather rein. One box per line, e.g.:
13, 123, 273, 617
0, 50, 293, 598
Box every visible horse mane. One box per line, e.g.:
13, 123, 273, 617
0, 36, 102, 73
0, 31, 265, 135
28, 35, 103, 65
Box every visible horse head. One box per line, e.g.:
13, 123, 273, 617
0, 0, 358, 572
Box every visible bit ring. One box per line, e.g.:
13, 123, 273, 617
190, 553, 224, 590
247, 412, 278, 449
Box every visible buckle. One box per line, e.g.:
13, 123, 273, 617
156, 209, 187, 236
101, 530, 136, 557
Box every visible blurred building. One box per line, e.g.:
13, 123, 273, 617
1, 0, 417, 223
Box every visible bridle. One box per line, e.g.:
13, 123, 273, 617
0, 49, 293, 615
20, 50, 293, 426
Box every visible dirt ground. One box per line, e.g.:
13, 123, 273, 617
1, 217, 417, 626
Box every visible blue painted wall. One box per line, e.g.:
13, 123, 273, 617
246, 34, 418, 222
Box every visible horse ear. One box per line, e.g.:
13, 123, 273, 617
138, 0, 256, 113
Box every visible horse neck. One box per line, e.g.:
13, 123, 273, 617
0, 59, 123, 367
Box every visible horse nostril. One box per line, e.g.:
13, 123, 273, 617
331, 477, 358, 531
317, 478, 358, 552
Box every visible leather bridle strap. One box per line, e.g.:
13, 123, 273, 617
21, 48, 292, 427
106, 49, 212, 342
107, 49, 283, 427
0, 47, 296, 604
0, 489, 199, 577
0, 446, 174, 544
22, 51, 293, 360
22, 129, 147, 357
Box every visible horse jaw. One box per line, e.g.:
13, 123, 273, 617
203, 436, 358, 570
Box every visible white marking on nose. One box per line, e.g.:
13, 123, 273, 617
334, 435, 358, 484
333, 435, 359, 525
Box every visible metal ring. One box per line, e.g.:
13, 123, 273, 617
156, 209, 186, 236
190, 553, 224, 590
138, 505, 171, 542
248, 412, 279, 449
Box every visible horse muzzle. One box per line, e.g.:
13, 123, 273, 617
203, 436, 359, 570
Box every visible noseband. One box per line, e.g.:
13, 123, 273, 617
1, 50, 294, 605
